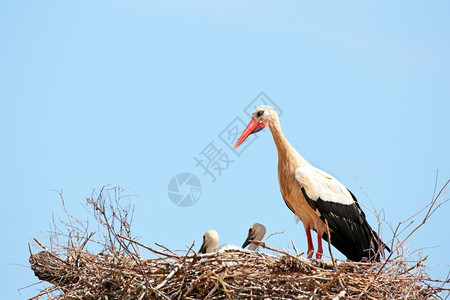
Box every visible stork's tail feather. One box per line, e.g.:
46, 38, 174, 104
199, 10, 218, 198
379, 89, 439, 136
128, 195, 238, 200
323, 224, 389, 262
367, 228, 390, 262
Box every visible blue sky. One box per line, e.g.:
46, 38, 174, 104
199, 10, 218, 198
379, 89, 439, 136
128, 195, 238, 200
1, 1, 449, 298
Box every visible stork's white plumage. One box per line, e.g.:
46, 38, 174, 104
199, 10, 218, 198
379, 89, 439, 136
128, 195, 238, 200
234, 105, 389, 261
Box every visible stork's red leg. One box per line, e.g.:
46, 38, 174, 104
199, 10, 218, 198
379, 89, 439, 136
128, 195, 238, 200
316, 231, 323, 259
305, 225, 314, 258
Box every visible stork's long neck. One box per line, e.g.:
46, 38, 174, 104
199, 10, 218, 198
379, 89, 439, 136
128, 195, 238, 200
268, 117, 306, 167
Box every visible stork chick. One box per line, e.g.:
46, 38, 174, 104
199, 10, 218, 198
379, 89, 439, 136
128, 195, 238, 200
242, 223, 266, 251
198, 230, 219, 254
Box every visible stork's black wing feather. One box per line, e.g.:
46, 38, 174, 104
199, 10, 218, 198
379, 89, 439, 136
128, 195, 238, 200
301, 187, 387, 261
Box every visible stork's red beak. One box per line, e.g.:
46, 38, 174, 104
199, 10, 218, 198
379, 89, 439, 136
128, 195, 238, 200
234, 119, 268, 149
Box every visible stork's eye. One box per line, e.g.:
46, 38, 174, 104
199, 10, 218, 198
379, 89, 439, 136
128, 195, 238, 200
257, 110, 264, 117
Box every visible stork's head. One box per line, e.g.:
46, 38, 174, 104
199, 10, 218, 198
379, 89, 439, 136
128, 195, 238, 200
234, 105, 277, 149
242, 223, 267, 251
198, 230, 219, 254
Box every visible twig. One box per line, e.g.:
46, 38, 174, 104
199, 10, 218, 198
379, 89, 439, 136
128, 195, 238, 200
156, 242, 178, 256
154, 265, 180, 290
263, 228, 286, 243
321, 263, 347, 291
118, 235, 180, 259
377, 179, 449, 275
325, 219, 337, 271
291, 240, 300, 256
33, 238, 47, 250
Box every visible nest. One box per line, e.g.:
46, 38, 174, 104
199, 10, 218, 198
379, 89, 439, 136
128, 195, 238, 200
28, 185, 450, 299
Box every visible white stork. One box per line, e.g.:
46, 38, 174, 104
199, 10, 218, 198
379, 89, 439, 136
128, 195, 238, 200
242, 223, 266, 251
234, 105, 389, 261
